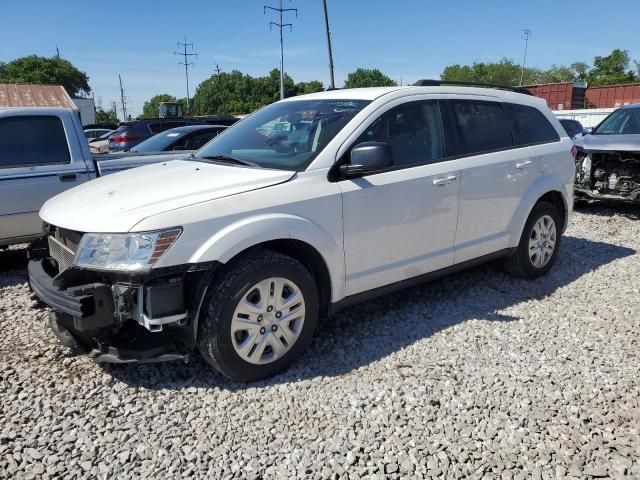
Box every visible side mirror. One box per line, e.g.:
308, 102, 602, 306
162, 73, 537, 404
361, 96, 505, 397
582, 127, 593, 135
340, 142, 393, 179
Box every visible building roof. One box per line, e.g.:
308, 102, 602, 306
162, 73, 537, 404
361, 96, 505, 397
0, 84, 77, 109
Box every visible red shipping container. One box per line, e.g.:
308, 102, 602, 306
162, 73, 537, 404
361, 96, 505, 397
585, 84, 640, 108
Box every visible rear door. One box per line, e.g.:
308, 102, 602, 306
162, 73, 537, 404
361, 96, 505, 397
0, 111, 90, 244
446, 99, 561, 263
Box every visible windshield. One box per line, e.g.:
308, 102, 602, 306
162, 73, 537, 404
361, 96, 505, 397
594, 108, 640, 135
194, 99, 371, 170
130, 129, 186, 152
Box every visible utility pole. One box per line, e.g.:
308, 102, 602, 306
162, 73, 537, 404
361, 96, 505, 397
321, 0, 335, 90
264, 0, 297, 99
118, 74, 127, 121
174, 35, 197, 113
55, 46, 60, 59
214, 64, 222, 76
519, 29, 531, 86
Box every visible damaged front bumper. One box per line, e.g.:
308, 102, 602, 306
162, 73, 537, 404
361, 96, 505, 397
574, 149, 640, 203
28, 241, 216, 363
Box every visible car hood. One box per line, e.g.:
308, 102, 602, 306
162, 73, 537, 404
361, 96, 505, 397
580, 134, 640, 152
40, 160, 295, 233
94, 152, 194, 175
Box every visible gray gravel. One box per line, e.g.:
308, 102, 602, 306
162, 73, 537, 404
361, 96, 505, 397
1, 205, 639, 479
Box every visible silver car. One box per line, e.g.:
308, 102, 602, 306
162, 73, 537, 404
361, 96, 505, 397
575, 104, 640, 203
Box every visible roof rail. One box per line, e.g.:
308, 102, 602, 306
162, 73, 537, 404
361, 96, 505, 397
412, 79, 532, 96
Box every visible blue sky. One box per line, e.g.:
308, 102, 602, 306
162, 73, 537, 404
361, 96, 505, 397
2, 0, 638, 117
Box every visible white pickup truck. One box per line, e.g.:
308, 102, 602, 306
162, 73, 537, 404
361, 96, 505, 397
0, 108, 190, 247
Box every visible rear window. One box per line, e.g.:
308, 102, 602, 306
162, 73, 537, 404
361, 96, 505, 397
0, 116, 71, 168
446, 100, 513, 156
504, 103, 560, 145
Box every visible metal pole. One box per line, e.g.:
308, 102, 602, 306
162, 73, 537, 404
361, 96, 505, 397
264, 1, 297, 100
279, 0, 284, 99
520, 29, 531, 86
322, 0, 335, 89
175, 36, 197, 114
118, 74, 127, 121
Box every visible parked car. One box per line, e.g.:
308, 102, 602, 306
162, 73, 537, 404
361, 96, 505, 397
88, 131, 114, 154
108, 116, 237, 152
0, 108, 192, 247
29, 84, 574, 381
559, 118, 584, 140
574, 104, 640, 203
84, 128, 114, 140
102, 125, 227, 157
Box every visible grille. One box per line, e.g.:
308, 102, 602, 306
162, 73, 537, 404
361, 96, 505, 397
48, 235, 76, 273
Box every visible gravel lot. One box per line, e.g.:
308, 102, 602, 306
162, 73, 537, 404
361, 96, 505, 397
1, 205, 639, 479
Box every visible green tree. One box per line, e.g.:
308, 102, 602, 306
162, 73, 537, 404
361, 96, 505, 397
140, 94, 179, 119
441, 58, 543, 85
587, 49, 638, 86
344, 68, 397, 88
95, 108, 118, 124
0, 55, 90, 97
295, 80, 324, 95
192, 69, 323, 116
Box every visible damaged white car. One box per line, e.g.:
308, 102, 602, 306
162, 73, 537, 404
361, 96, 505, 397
575, 104, 640, 203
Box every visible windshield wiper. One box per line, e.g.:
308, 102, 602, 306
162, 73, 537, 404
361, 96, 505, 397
196, 155, 259, 168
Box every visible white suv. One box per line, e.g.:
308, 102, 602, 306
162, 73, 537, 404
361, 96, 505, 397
29, 84, 575, 381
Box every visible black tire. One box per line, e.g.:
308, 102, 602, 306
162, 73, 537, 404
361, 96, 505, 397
504, 201, 562, 279
197, 248, 319, 382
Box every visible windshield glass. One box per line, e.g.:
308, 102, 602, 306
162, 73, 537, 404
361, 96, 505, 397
130, 130, 186, 152
594, 108, 640, 135
194, 99, 371, 170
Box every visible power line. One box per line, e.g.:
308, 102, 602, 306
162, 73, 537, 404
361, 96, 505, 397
264, 0, 297, 100
520, 29, 532, 86
174, 35, 197, 113
321, 0, 335, 90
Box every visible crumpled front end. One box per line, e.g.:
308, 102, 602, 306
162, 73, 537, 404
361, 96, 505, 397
28, 226, 215, 363
575, 150, 640, 203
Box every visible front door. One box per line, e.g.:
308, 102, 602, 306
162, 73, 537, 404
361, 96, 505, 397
338, 100, 460, 296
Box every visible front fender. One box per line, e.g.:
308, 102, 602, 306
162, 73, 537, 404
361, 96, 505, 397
507, 175, 570, 247
188, 213, 345, 302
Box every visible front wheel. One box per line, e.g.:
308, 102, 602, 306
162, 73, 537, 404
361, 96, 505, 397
504, 201, 562, 279
197, 249, 319, 382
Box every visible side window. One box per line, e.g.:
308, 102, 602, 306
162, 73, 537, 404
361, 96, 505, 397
504, 103, 560, 146
447, 100, 513, 156
0, 116, 71, 168
353, 100, 444, 167
184, 131, 216, 150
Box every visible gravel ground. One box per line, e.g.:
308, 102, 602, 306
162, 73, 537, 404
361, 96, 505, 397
1, 205, 639, 479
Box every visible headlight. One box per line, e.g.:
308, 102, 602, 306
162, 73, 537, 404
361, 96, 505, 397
74, 228, 182, 272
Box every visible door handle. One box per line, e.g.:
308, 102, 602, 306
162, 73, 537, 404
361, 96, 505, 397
58, 173, 77, 182
516, 160, 533, 169
432, 175, 457, 186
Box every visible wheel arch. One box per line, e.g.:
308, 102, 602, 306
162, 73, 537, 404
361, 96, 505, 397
508, 175, 570, 247
188, 213, 344, 305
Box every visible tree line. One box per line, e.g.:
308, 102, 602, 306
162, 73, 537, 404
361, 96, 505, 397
2, 48, 638, 121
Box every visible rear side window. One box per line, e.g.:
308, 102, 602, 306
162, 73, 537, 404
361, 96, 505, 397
184, 131, 218, 150
446, 100, 512, 156
504, 103, 560, 145
353, 100, 444, 167
0, 116, 71, 168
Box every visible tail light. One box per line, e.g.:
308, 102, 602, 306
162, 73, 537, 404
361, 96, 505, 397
111, 134, 139, 143
571, 145, 578, 160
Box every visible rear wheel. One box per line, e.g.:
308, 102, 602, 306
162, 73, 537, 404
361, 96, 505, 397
504, 201, 562, 279
197, 249, 319, 382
